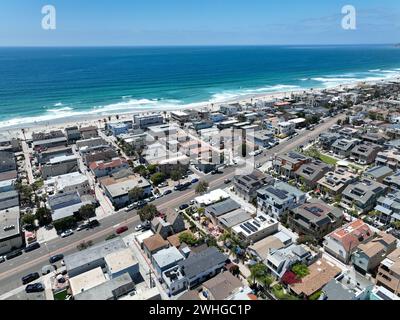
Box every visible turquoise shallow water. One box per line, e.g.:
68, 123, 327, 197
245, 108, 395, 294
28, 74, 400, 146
0, 45, 399, 126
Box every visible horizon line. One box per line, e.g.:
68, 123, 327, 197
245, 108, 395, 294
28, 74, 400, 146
0, 43, 397, 49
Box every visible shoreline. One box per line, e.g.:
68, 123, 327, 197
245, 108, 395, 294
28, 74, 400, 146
2, 75, 400, 138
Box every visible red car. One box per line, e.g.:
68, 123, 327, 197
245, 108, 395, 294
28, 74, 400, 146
116, 226, 128, 235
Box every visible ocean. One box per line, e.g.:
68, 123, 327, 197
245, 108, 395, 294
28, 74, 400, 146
0, 45, 399, 128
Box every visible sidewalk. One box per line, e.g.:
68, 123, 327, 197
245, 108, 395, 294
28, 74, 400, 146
36, 227, 58, 244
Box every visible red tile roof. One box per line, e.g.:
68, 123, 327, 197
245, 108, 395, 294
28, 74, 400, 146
328, 219, 373, 253
89, 157, 127, 170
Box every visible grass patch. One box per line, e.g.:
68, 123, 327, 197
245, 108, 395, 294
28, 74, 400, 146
308, 290, 322, 300
272, 284, 299, 300
53, 289, 68, 300
319, 154, 338, 165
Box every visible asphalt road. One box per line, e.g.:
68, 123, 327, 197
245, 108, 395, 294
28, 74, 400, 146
0, 112, 343, 296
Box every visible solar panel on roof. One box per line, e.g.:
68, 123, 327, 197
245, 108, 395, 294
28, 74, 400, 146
240, 224, 252, 234
266, 187, 288, 200
252, 221, 261, 228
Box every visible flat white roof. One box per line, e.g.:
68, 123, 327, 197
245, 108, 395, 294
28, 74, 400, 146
195, 189, 230, 206
69, 267, 107, 296
104, 248, 138, 274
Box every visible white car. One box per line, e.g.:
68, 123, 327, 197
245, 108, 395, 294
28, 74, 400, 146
0, 256, 5, 263
61, 229, 74, 238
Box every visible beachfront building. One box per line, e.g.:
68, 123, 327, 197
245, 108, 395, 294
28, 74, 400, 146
79, 126, 99, 140
170, 111, 190, 125
133, 113, 164, 129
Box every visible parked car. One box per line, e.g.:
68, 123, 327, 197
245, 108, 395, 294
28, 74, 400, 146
41, 265, 55, 275
136, 200, 147, 208
22, 272, 40, 285
125, 203, 137, 212
76, 223, 88, 231
179, 204, 189, 211
191, 178, 199, 184
147, 196, 156, 202
163, 189, 172, 196
183, 181, 191, 188
49, 254, 64, 264
116, 226, 129, 234
135, 221, 150, 232
0, 256, 5, 263
6, 249, 22, 260
60, 229, 74, 238
154, 193, 163, 199
224, 179, 232, 184
25, 283, 44, 293
88, 219, 100, 228
24, 242, 41, 253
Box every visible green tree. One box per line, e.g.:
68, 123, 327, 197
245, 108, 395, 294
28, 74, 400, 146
195, 180, 209, 195
249, 263, 269, 284
21, 213, 36, 226
78, 204, 96, 222
147, 164, 158, 175
292, 264, 310, 278
178, 232, 198, 246
138, 204, 158, 222
128, 187, 144, 202
35, 206, 52, 227
53, 216, 76, 232
151, 172, 166, 186
133, 165, 148, 177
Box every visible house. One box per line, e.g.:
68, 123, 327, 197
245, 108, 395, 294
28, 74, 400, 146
383, 170, 400, 191
375, 149, 400, 171
104, 248, 140, 281
331, 138, 360, 159
209, 112, 227, 123
257, 181, 306, 219
364, 166, 393, 183
288, 199, 344, 241
133, 113, 164, 129
340, 179, 387, 214
204, 198, 241, 224
74, 273, 135, 300
266, 244, 317, 278
65, 126, 81, 143
231, 213, 279, 244
69, 267, 108, 296
323, 219, 373, 264
277, 121, 295, 136
351, 232, 397, 275
150, 212, 186, 239
318, 132, 341, 150
83, 147, 119, 166
89, 157, 129, 178
273, 152, 311, 178
45, 172, 91, 196
147, 124, 178, 140
233, 170, 274, 202
201, 271, 243, 300
294, 160, 332, 188
375, 248, 400, 296
247, 231, 293, 262
375, 191, 400, 224
177, 247, 228, 289
41, 155, 79, 179
101, 175, 151, 209
152, 246, 185, 276
0, 206, 22, 255
143, 234, 169, 259
317, 168, 358, 195
0, 191, 19, 211
194, 189, 230, 208
36, 146, 73, 165
247, 130, 276, 148
350, 143, 381, 165
320, 273, 367, 300
79, 126, 98, 139
64, 238, 127, 277
108, 123, 129, 137
76, 137, 109, 153
170, 111, 190, 125
0, 151, 16, 173
162, 265, 188, 296
289, 258, 341, 298
48, 191, 94, 221
217, 210, 253, 230
32, 132, 67, 151
220, 104, 242, 116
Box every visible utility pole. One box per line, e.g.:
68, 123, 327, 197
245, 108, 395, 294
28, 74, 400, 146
147, 269, 154, 288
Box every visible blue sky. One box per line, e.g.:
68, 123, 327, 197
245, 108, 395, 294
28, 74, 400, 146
1, 0, 399, 46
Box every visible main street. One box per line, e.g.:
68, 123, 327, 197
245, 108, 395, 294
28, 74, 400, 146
0, 112, 344, 296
